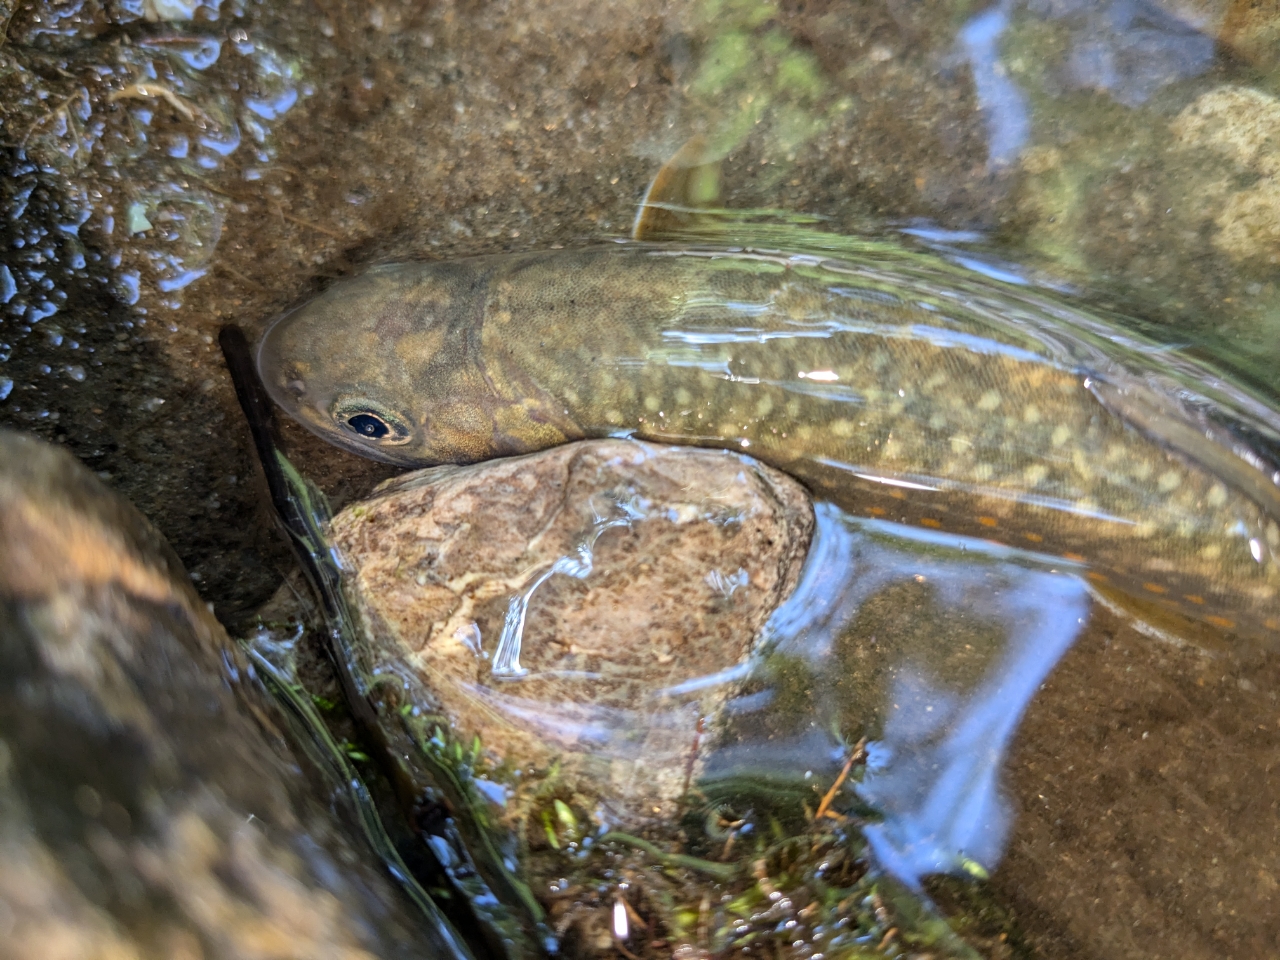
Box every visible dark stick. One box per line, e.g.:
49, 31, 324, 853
217, 327, 287, 523
218, 324, 403, 786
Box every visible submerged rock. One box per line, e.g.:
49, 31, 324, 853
1170, 85, 1280, 265
328, 439, 814, 821
0, 428, 465, 960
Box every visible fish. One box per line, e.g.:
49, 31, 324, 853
257, 148, 1280, 646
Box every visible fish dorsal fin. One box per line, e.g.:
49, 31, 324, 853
632, 135, 723, 241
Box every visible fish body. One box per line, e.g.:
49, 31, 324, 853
259, 243, 1280, 641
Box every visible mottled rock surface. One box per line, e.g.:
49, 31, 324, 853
328, 439, 813, 817
1170, 85, 1280, 265
0, 428, 460, 960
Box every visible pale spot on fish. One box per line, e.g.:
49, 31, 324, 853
1072, 450, 1092, 479
1206, 483, 1228, 509
1157, 470, 1182, 493
928, 412, 947, 431
1201, 543, 1222, 560
831, 419, 856, 438
977, 390, 1002, 412
1023, 405, 1041, 424
1051, 424, 1072, 447
755, 395, 774, 417
973, 462, 994, 481
1024, 463, 1049, 486
950, 435, 971, 454
644, 395, 661, 413
675, 387, 692, 405
1131, 460, 1153, 481
605, 409, 623, 424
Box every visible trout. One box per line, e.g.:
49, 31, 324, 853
257, 243, 1280, 643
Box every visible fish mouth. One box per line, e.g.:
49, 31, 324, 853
326, 433, 433, 466
255, 308, 305, 409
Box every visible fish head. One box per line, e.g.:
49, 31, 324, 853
258, 259, 549, 466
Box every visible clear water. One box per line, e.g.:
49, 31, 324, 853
6, 0, 1280, 956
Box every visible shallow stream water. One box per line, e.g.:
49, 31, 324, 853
3, 0, 1280, 957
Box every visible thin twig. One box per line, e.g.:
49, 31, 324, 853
215, 260, 269, 292
192, 174, 348, 240
815, 737, 866, 820
267, 198, 347, 239
108, 82, 202, 123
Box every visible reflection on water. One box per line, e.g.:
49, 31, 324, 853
1034, 0, 1215, 107
958, 4, 1031, 167
713, 503, 1089, 890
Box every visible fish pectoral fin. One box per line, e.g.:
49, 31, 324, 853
632, 134, 723, 241
1087, 579, 1237, 655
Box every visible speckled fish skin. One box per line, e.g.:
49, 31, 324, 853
258, 244, 1280, 642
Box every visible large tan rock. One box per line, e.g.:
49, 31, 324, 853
0, 428, 459, 960
329, 439, 814, 818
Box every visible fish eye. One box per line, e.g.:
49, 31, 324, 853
332, 397, 414, 445
348, 413, 391, 438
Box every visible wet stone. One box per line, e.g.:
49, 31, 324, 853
1169, 84, 1280, 265
0, 428, 460, 960
327, 439, 814, 821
